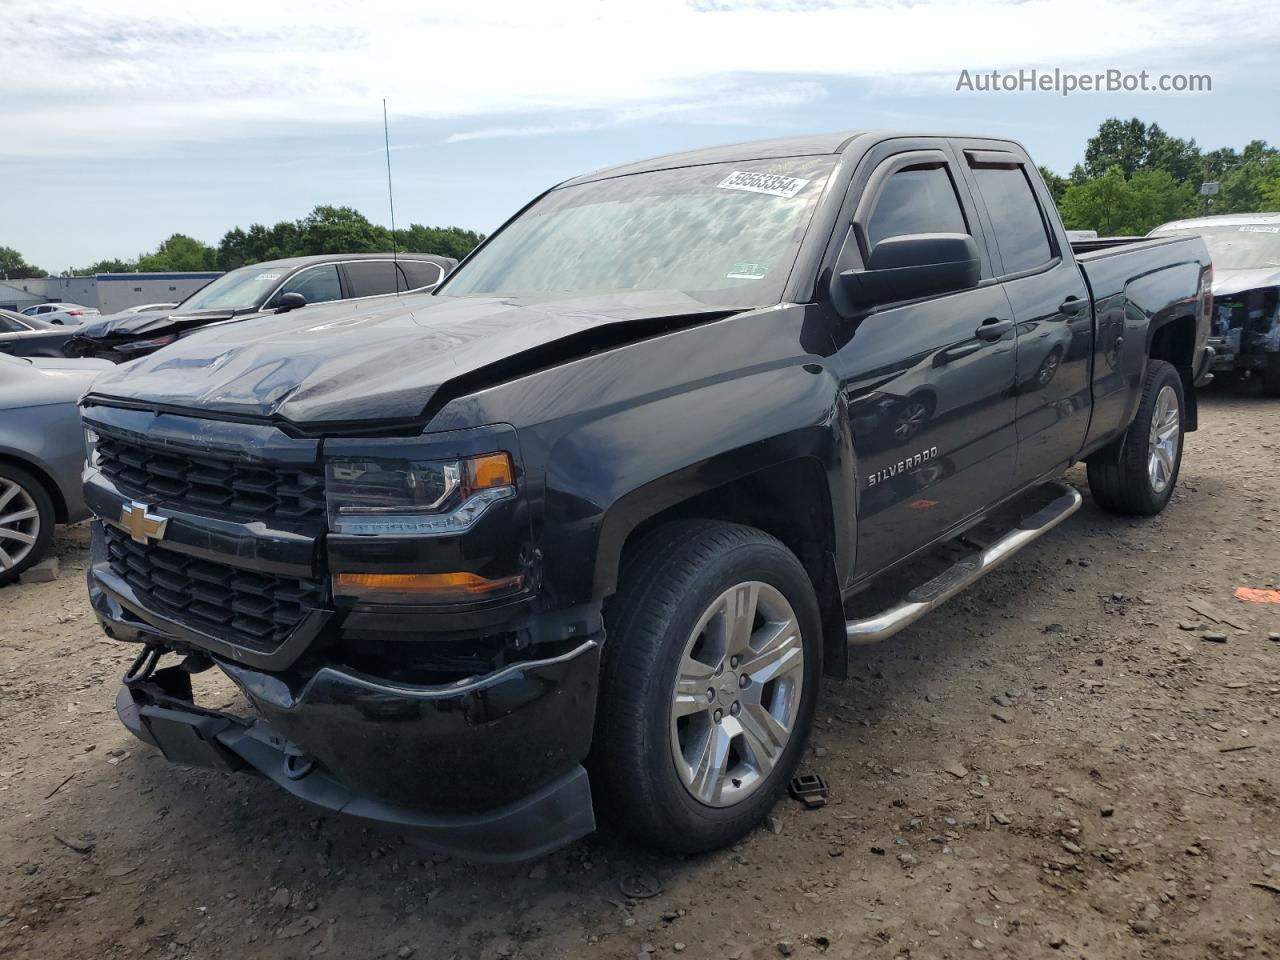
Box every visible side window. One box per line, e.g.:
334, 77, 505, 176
402, 260, 444, 290
278, 264, 341, 304
866, 164, 968, 249
971, 165, 1053, 274
0, 316, 25, 333
344, 261, 405, 299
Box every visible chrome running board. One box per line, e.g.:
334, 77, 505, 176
846, 482, 1083, 646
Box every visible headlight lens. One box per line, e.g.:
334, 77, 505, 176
325, 452, 515, 536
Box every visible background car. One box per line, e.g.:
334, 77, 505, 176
1149, 212, 1280, 394
0, 353, 113, 585
21, 302, 100, 325
64, 253, 456, 361
0, 308, 77, 358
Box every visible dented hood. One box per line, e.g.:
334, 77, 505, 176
74, 308, 237, 341
1212, 267, 1280, 298
86, 291, 734, 425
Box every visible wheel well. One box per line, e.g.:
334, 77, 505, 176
615, 459, 848, 678
1149, 314, 1198, 431
0, 453, 68, 523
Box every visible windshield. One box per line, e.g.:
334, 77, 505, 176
442, 156, 837, 308
177, 265, 288, 312
1152, 224, 1280, 271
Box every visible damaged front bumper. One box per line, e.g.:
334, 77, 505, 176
90, 536, 603, 862
111, 637, 601, 862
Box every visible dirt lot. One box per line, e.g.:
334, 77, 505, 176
2, 383, 1277, 960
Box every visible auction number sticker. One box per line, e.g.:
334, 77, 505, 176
257, 273, 283, 280
727, 261, 769, 280
1240, 225, 1280, 234
717, 170, 810, 199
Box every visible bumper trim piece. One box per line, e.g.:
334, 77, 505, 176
116, 672, 598, 862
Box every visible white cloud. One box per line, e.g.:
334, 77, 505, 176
2, 0, 1276, 155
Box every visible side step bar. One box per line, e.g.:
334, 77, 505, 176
846, 482, 1083, 646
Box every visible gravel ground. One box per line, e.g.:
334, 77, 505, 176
1, 381, 1277, 960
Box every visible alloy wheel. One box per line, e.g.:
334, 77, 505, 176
669, 581, 804, 807
1147, 384, 1180, 494
0, 478, 41, 572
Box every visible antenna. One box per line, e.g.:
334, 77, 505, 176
383, 98, 401, 293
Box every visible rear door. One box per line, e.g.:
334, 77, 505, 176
956, 144, 1093, 484
830, 139, 1020, 578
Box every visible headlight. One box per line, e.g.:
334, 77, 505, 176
325, 452, 516, 537
84, 427, 101, 469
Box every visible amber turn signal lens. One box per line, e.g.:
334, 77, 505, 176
465, 452, 514, 490
334, 571, 523, 602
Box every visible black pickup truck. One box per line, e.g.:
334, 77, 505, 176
81, 131, 1212, 861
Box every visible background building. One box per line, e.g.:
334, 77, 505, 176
0, 271, 222, 314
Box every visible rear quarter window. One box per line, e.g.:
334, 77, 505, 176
972, 166, 1054, 274
402, 260, 444, 290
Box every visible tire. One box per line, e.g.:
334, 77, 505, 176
593, 521, 822, 854
0, 463, 56, 586
1263, 354, 1280, 398
1086, 359, 1185, 516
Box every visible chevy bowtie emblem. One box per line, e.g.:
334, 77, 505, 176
118, 501, 168, 545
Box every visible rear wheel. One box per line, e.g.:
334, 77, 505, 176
1087, 359, 1184, 516
0, 464, 55, 586
593, 521, 822, 853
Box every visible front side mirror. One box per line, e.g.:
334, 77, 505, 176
838, 233, 980, 310
274, 291, 307, 313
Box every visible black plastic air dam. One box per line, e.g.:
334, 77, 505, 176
116, 637, 602, 861
116, 684, 594, 861
219, 641, 602, 814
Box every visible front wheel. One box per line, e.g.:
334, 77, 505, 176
593, 521, 822, 853
1087, 358, 1185, 516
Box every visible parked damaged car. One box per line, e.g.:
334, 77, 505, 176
1150, 212, 1280, 395
0, 309, 77, 358
64, 253, 456, 362
82, 131, 1210, 860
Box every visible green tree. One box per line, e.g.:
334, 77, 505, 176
1212, 147, 1280, 213
217, 221, 303, 270
1083, 118, 1202, 183
1037, 166, 1069, 205
76, 258, 137, 275
394, 224, 485, 260
295, 205, 390, 256
0, 246, 45, 280
136, 234, 218, 272
1059, 166, 1196, 235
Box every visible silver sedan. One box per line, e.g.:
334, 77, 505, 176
0, 354, 112, 584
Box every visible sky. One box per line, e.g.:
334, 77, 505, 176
3, 0, 1279, 272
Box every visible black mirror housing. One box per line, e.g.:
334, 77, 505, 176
274, 291, 307, 313
838, 233, 981, 311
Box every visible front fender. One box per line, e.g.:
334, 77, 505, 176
542, 361, 853, 606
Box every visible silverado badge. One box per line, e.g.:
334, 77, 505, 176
118, 501, 169, 545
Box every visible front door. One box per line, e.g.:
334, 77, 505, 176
830, 144, 1020, 579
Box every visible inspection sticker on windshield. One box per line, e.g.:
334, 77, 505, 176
717, 170, 810, 199
727, 261, 769, 280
